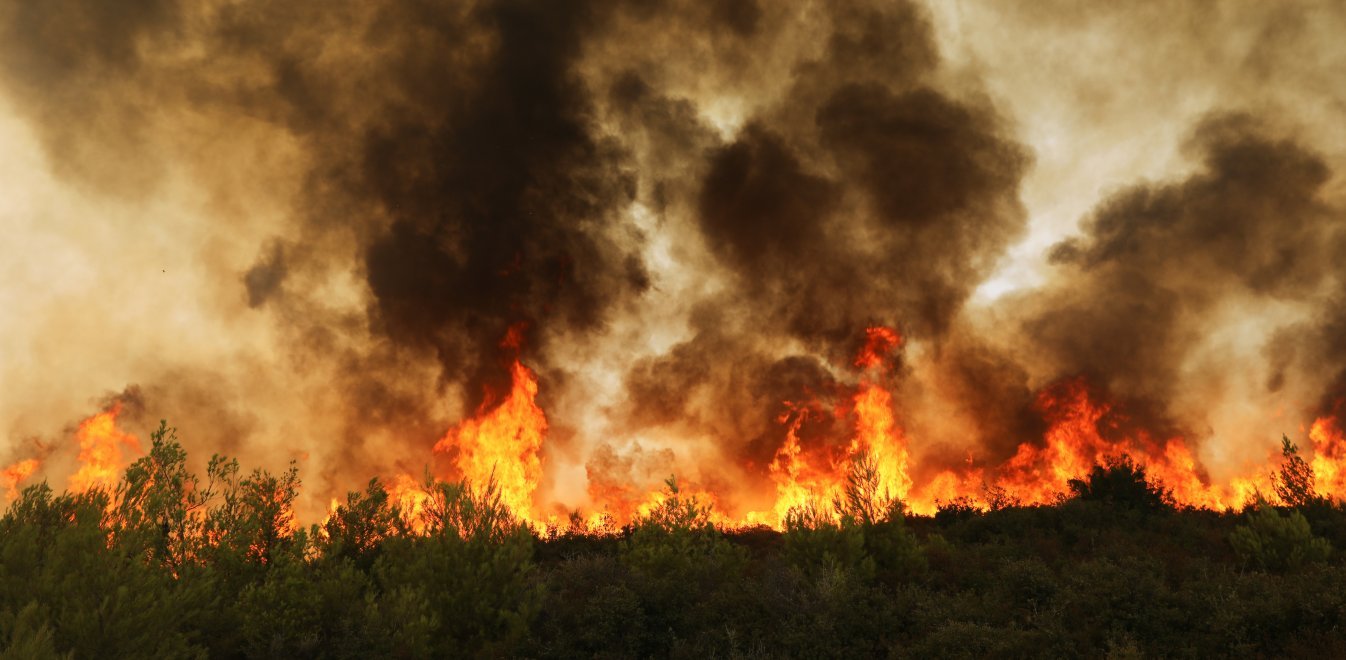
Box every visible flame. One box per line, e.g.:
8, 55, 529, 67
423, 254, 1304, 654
851, 382, 913, 504
755, 404, 841, 526
988, 380, 1250, 509
387, 473, 433, 533
68, 403, 140, 493
854, 326, 902, 370
14, 325, 1346, 530
633, 482, 731, 527
1, 458, 39, 500
849, 325, 912, 507
1310, 413, 1346, 494
434, 358, 546, 526
747, 327, 915, 527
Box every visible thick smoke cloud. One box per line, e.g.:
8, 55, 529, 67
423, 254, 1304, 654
612, 0, 1030, 495
2, 0, 1344, 513
1019, 116, 1341, 431
354, 1, 652, 405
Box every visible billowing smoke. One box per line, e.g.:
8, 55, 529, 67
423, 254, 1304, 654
1, 0, 1344, 516
1023, 116, 1338, 410
606, 1, 1031, 505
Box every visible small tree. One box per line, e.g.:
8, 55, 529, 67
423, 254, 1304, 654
981, 483, 1021, 511
620, 477, 745, 656
784, 452, 924, 583
1273, 435, 1319, 508
417, 475, 516, 542
321, 479, 403, 568
116, 421, 229, 571
832, 452, 899, 526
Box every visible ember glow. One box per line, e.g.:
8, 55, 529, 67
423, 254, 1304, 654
2, 1, 1345, 530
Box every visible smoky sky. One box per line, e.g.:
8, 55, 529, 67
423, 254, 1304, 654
2, 0, 1345, 508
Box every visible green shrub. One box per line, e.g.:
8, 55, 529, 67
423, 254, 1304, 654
1230, 503, 1331, 572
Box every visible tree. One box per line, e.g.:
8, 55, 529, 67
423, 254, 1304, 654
0, 602, 67, 660
1273, 435, 1319, 508
115, 421, 225, 571
620, 477, 748, 656
320, 479, 403, 569
784, 453, 924, 584
0, 485, 205, 658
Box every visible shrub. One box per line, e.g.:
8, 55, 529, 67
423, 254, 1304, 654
1067, 455, 1174, 513
1230, 502, 1331, 572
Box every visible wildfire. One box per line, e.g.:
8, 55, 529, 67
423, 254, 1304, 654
991, 380, 1242, 509
748, 326, 914, 527
854, 326, 902, 370
848, 326, 912, 508
1310, 413, 1346, 495
754, 403, 838, 526
10, 326, 1346, 532
387, 473, 433, 533
68, 403, 140, 493
433, 358, 546, 526
1, 458, 39, 500
851, 382, 913, 505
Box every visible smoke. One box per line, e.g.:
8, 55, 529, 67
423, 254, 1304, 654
1, 0, 1344, 514
1023, 115, 1337, 404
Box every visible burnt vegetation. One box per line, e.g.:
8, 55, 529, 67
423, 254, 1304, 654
4, 423, 1346, 658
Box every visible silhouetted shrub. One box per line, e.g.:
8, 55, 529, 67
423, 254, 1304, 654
1067, 455, 1174, 513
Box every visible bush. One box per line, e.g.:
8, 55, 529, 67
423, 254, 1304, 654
1067, 455, 1174, 513
1230, 503, 1331, 572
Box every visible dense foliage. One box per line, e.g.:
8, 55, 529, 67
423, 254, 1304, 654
4, 424, 1346, 658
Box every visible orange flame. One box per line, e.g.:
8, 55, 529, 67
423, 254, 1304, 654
992, 380, 1244, 509
753, 404, 841, 526
15, 324, 1344, 530
850, 325, 912, 507
433, 359, 546, 526
1, 458, 39, 500
851, 382, 912, 504
387, 473, 433, 533
854, 326, 902, 370
68, 403, 140, 493
1310, 413, 1346, 495
742, 327, 917, 527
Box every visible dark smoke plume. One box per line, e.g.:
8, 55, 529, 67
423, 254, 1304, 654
615, 0, 1030, 482
1020, 115, 1341, 431
4, 0, 1345, 513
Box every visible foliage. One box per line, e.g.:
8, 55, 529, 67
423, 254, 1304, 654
373, 478, 540, 656
321, 479, 403, 569
12, 428, 1346, 657
1274, 435, 1321, 508
1230, 501, 1331, 572
784, 453, 925, 586
1067, 454, 1174, 513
